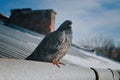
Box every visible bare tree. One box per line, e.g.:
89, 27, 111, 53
78, 35, 115, 57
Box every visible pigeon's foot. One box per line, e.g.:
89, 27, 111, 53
52, 61, 65, 68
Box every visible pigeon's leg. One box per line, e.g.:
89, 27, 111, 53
52, 60, 65, 68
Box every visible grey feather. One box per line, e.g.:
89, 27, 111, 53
25, 20, 72, 63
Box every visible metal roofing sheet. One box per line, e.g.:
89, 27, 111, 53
0, 23, 120, 70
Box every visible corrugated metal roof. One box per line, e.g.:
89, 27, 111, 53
0, 22, 120, 69
0, 23, 43, 59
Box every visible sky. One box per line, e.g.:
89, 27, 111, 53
0, 0, 120, 44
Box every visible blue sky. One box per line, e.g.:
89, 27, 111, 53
0, 0, 120, 44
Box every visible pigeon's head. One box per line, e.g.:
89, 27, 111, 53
57, 20, 72, 31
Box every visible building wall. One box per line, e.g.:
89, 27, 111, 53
8, 8, 57, 35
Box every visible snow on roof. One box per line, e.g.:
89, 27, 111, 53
0, 23, 120, 70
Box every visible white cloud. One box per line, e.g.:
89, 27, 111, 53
20, 0, 119, 43
6, 0, 120, 43
44, 0, 120, 41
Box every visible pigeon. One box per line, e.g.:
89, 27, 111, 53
25, 20, 72, 67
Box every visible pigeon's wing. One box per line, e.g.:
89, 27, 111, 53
33, 31, 66, 61
26, 31, 65, 61
39, 31, 65, 53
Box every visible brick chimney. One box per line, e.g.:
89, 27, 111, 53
8, 8, 57, 35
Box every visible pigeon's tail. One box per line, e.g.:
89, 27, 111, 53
25, 53, 36, 60
25, 55, 33, 60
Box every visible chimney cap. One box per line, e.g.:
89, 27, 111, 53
48, 9, 57, 15
11, 8, 32, 14
30, 9, 57, 15
11, 8, 57, 15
